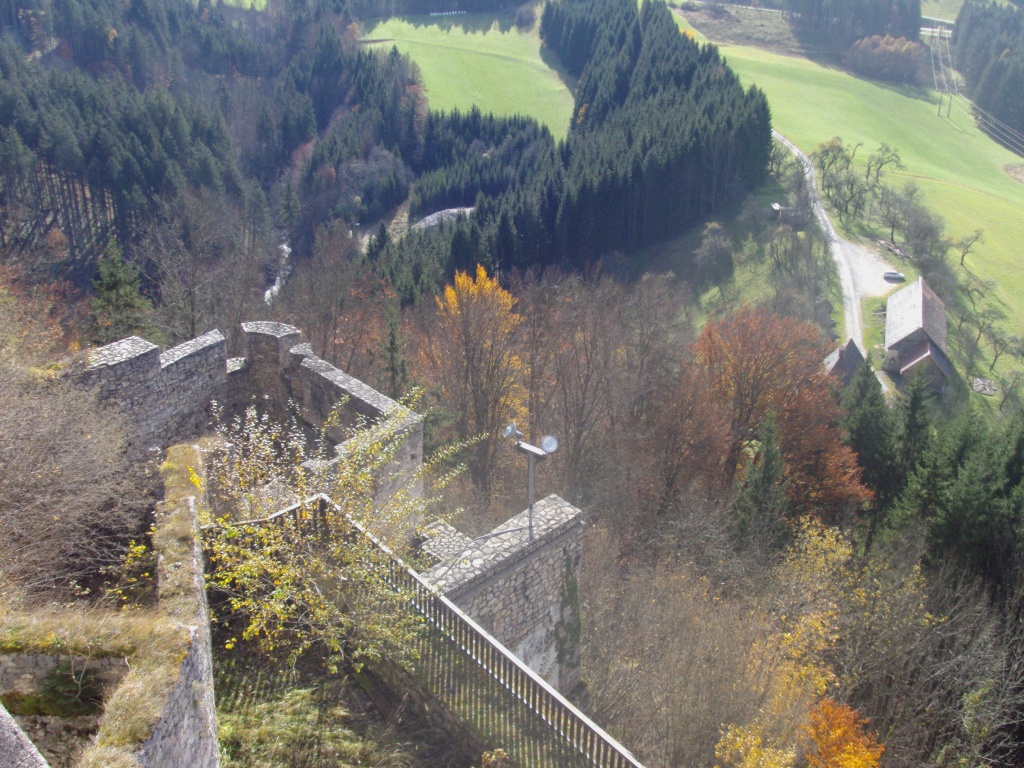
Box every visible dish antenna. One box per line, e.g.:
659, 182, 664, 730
503, 421, 524, 440
504, 423, 559, 542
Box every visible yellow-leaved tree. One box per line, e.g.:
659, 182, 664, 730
716, 519, 895, 768
199, 399, 464, 670
424, 264, 523, 495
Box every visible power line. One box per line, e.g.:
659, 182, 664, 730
928, 26, 942, 91
926, 21, 1024, 155
948, 96, 1024, 155
956, 91, 1024, 150
940, 26, 959, 94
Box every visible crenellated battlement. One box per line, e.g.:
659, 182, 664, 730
82, 323, 422, 498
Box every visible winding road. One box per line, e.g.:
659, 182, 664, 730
773, 130, 896, 349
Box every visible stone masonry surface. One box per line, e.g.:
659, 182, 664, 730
0, 654, 127, 698
83, 323, 423, 486
0, 654, 128, 767
0, 701, 49, 768
419, 521, 474, 563
420, 495, 584, 692
137, 497, 218, 768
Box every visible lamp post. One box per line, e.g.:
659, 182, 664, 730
503, 422, 558, 542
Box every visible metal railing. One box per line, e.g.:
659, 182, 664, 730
212, 495, 644, 768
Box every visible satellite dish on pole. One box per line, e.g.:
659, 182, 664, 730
503, 421, 524, 440
540, 435, 559, 454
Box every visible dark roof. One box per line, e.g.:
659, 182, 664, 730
885, 277, 947, 353
899, 339, 952, 379
823, 339, 866, 384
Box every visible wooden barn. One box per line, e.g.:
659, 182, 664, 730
884, 277, 951, 387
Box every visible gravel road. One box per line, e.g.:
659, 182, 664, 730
774, 130, 897, 348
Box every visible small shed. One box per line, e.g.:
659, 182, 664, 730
824, 339, 866, 387
769, 202, 808, 227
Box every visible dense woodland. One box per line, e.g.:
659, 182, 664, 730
375, 0, 771, 298
953, 1, 1024, 137
1, 0, 768, 311
786, 0, 921, 45
5, 0, 1024, 767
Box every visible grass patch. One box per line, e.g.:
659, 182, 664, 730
717, 44, 1024, 318
921, 0, 962, 23
627, 148, 842, 336
214, 641, 436, 768
673, 5, 817, 58
218, 0, 266, 9
362, 12, 576, 137
0, 441, 217, 768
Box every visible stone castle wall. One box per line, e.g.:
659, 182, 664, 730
420, 495, 585, 694
135, 496, 218, 768
83, 322, 423, 497
0, 701, 48, 768
79, 321, 579, 759
76, 322, 424, 768
84, 331, 227, 454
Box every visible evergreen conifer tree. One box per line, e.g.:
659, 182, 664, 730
897, 370, 934, 483
90, 239, 157, 344
841, 362, 897, 551
732, 415, 790, 554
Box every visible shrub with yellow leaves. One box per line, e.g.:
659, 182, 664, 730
199, 397, 468, 671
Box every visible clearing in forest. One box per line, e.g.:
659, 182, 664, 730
363, 14, 576, 137
678, 6, 1024, 354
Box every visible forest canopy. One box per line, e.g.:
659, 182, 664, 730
1, 0, 770, 307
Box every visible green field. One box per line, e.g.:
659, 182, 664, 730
921, 0, 962, 23
363, 14, 576, 137
716, 43, 1024, 331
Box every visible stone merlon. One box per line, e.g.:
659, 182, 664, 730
421, 495, 583, 599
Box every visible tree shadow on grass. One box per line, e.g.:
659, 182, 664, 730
368, 11, 518, 35
787, 27, 937, 105
539, 43, 578, 97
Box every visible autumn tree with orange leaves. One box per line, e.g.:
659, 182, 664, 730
805, 699, 884, 768
425, 265, 523, 494
693, 307, 869, 516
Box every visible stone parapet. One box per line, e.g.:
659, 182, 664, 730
419, 521, 474, 563
0, 654, 127, 700
420, 495, 584, 693
136, 483, 217, 767
83, 323, 421, 503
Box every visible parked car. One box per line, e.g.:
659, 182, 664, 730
883, 270, 906, 281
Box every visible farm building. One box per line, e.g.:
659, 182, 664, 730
824, 338, 866, 386
884, 277, 950, 386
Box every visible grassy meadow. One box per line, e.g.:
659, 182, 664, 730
921, 0, 962, 22
673, 6, 1024, 383
721, 46, 1023, 324
363, 14, 576, 136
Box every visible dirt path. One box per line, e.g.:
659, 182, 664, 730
774, 131, 897, 348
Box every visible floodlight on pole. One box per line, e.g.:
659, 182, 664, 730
503, 422, 558, 542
